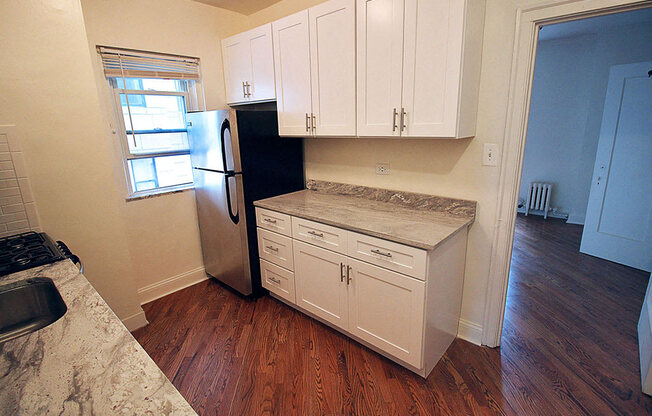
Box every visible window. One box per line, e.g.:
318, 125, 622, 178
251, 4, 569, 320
98, 47, 203, 197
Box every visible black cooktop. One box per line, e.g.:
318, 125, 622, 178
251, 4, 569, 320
0, 231, 68, 276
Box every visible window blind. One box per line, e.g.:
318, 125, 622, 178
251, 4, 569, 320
98, 46, 200, 80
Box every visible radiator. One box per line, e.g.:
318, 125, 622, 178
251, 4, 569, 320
525, 182, 552, 219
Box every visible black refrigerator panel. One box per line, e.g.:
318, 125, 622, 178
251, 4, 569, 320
234, 109, 304, 296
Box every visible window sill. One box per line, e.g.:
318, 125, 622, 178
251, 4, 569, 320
126, 184, 194, 202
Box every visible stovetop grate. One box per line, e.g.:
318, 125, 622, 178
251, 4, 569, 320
0, 231, 67, 276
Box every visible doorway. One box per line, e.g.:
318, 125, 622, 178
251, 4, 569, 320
483, 0, 652, 348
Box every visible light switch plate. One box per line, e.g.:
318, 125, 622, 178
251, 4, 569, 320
483, 143, 499, 166
375, 163, 390, 175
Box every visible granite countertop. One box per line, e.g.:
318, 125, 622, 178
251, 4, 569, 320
254, 180, 477, 251
0, 260, 196, 416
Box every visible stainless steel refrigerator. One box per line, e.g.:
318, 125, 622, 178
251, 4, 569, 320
187, 108, 303, 296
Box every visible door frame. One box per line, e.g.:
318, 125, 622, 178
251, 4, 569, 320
481, 0, 652, 348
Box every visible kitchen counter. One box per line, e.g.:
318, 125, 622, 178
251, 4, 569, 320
254, 180, 476, 251
0, 260, 196, 415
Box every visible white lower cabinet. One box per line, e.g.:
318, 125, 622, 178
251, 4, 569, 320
293, 241, 349, 329
347, 258, 425, 367
256, 209, 467, 377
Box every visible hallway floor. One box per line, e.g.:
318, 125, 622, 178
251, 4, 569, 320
133, 214, 651, 415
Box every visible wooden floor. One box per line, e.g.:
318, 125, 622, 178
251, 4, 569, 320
133, 215, 652, 415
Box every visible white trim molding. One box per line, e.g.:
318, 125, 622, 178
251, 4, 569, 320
137, 266, 207, 305
481, 0, 652, 348
457, 318, 483, 346
121, 309, 149, 332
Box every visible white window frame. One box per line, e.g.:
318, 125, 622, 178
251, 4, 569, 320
108, 78, 199, 198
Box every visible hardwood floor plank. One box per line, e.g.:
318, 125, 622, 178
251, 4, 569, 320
133, 215, 652, 415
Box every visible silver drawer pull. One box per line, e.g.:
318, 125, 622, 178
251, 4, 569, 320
266, 245, 279, 252
371, 249, 392, 258
268, 276, 281, 284
263, 218, 277, 224
307, 230, 324, 238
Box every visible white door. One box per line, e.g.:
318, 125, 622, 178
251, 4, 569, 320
356, 0, 404, 137
293, 241, 349, 329
309, 0, 356, 136
222, 33, 252, 104
347, 259, 425, 367
247, 24, 276, 102
580, 62, 652, 272
401, 0, 463, 137
272, 10, 313, 136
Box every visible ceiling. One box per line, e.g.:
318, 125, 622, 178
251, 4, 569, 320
192, 0, 282, 15
539, 7, 652, 41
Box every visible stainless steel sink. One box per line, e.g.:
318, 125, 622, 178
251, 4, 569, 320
0, 277, 67, 344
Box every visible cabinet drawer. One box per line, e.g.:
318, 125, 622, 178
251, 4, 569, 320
256, 207, 292, 236
347, 231, 427, 280
292, 217, 348, 254
260, 259, 296, 304
257, 228, 294, 271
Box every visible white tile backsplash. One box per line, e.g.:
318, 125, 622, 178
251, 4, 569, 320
0, 128, 40, 237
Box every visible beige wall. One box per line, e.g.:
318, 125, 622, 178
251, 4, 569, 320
0, 0, 143, 322
239, 0, 551, 334
80, 0, 249, 294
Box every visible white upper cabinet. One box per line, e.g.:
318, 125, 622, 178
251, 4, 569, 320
356, 0, 404, 137
222, 24, 275, 105
357, 0, 484, 138
309, 0, 356, 136
272, 11, 313, 136
273, 0, 356, 137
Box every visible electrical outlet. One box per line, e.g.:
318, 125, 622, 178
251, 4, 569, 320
483, 143, 499, 166
375, 163, 390, 175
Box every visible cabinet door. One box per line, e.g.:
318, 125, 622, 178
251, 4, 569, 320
222, 33, 252, 105
309, 0, 356, 136
294, 240, 349, 329
401, 0, 464, 137
356, 0, 404, 137
272, 10, 313, 136
247, 24, 276, 102
347, 258, 425, 368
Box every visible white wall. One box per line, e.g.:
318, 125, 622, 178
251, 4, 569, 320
0, 0, 249, 329
520, 22, 652, 224
80, 0, 249, 300
0, 0, 144, 327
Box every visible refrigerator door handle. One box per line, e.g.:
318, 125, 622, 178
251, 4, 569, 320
223, 172, 239, 224
220, 117, 235, 172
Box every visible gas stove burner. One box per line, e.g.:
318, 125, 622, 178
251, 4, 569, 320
0, 231, 68, 275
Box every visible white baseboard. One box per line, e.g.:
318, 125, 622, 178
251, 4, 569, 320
121, 309, 149, 332
137, 266, 207, 305
566, 214, 585, 225
457, 318, 483, 346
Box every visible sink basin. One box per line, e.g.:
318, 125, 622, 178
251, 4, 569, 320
0, 277, 67, 344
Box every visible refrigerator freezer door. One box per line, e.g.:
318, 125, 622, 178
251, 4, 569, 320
188, 110, 242, 173
193, 168, 252, 295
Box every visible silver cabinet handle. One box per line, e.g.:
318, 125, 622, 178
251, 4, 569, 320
400, 108, 407, 132
242, 81, 247, 98
340, 262, 345, 282
392, 108, 398, 132
306, 113, 310, 132
311, 113, 316, 133
268, 276, 281, 284
371, 249, 392, 258
245, 81, 252, 97
307, 230, 323, 238
263, 218, 277, 224
346, 265, 352, 285
266, 245, 279, 252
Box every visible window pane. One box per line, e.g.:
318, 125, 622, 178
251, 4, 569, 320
115, 77, 183, 92
120, 94, 187, 132
128, 154, 193, 192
